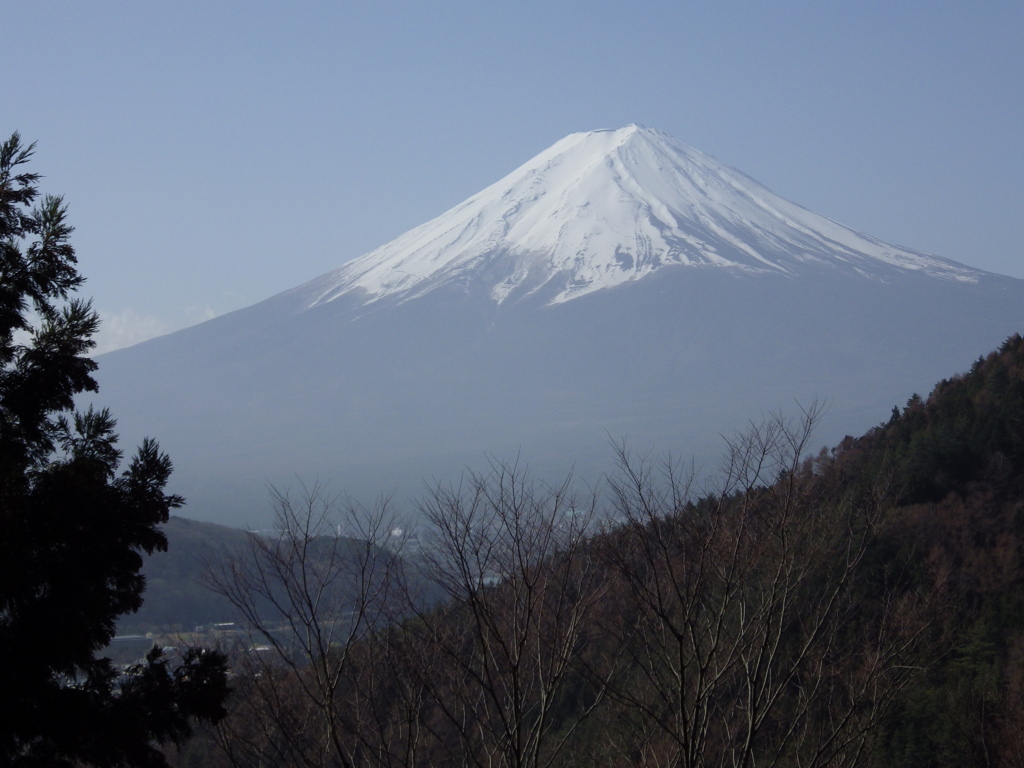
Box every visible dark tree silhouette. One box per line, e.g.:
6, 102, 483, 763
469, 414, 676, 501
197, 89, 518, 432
0, 133, 229, 767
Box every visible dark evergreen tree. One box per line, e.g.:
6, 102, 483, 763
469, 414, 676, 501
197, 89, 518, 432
0, 133, 229, 767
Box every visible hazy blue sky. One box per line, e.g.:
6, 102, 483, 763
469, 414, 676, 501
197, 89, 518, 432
6, 1, 1022, 352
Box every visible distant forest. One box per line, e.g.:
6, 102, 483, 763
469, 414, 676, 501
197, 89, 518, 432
157, 334, 1024, 768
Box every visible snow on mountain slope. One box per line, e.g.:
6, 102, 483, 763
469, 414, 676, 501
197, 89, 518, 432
299, 125, 980, 310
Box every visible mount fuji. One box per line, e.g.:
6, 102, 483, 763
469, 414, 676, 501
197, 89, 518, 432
94, 125, 1024, 525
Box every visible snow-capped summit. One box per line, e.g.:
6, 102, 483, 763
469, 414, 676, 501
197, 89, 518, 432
300, 124, 979, 310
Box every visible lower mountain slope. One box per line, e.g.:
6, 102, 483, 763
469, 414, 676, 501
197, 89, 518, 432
116, 517, 252, 635
94, 266, 1024, 526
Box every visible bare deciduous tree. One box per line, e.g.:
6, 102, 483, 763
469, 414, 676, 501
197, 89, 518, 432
406, 459, 610, 768
203, 408, 933, 768
209, 483, 416, 768
597, 406, 927, 768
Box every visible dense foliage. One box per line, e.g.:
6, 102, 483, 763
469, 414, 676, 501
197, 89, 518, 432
0, 133, 229, 767
830, 334, 1024, 767
838, 334, 1024, 506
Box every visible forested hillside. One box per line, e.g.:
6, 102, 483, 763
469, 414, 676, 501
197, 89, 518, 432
117, 517, 252, 634
833, 334, 1024, 766
172, 335, 1024, 768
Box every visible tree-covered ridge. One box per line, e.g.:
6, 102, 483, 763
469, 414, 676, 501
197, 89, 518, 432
837, 333, 1024, 506
817, 333, 1024, 767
